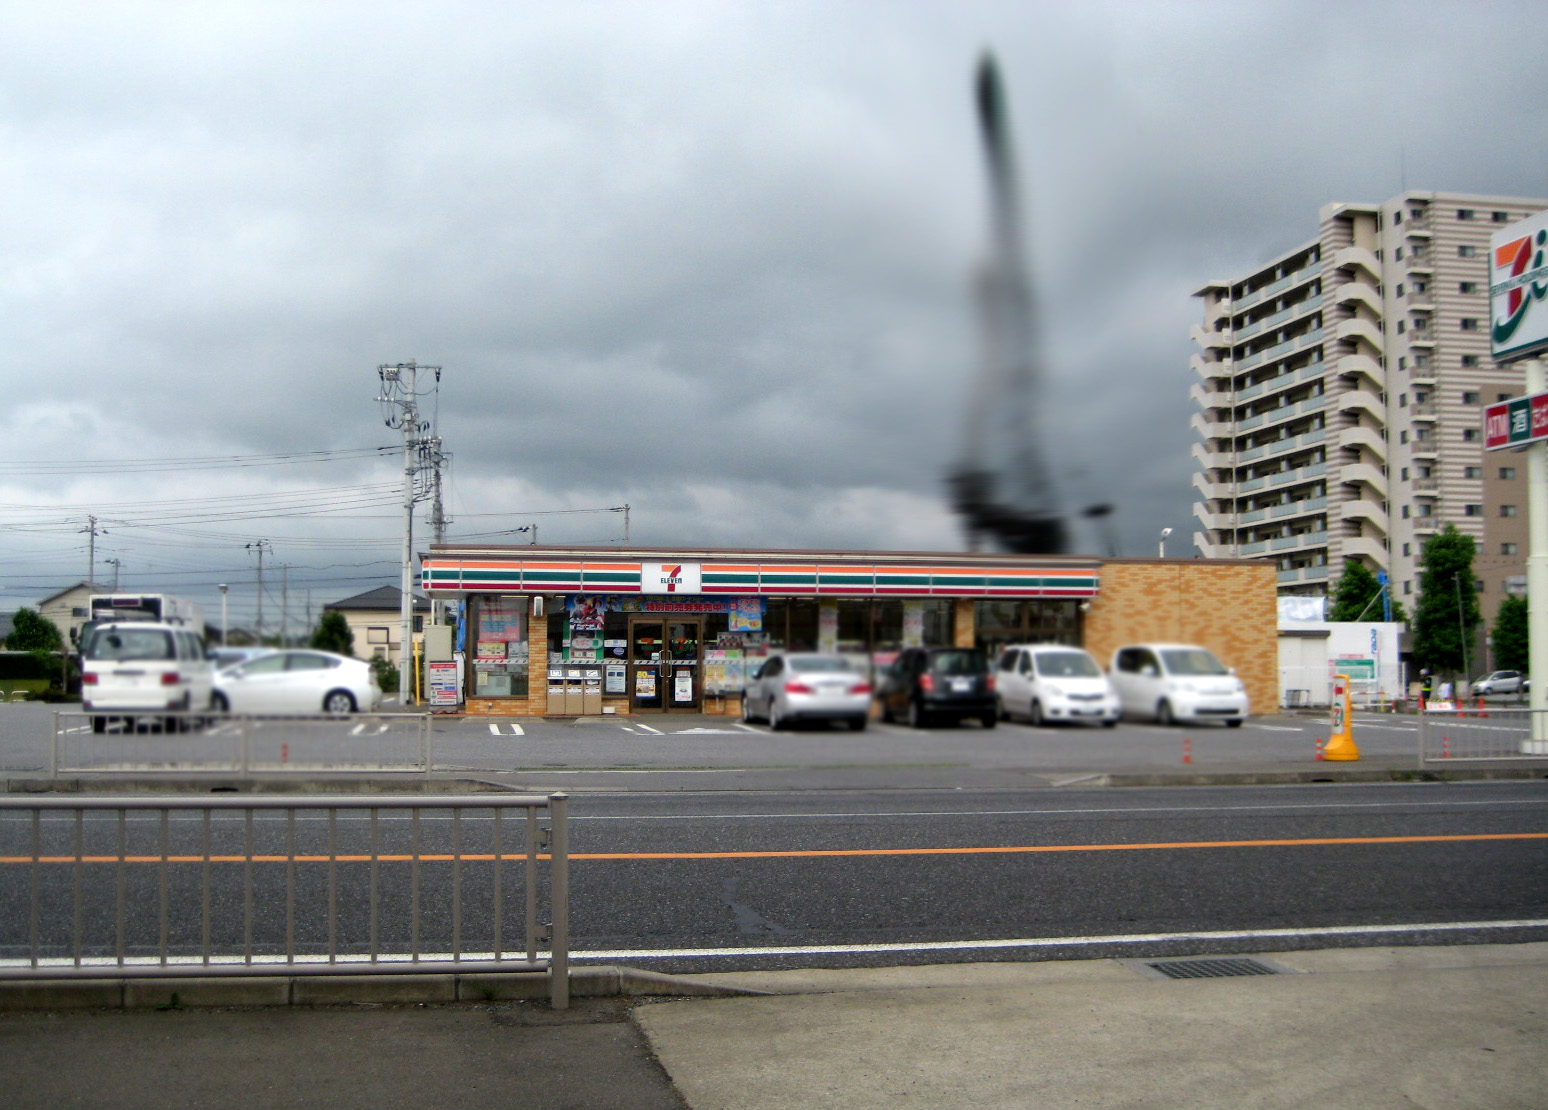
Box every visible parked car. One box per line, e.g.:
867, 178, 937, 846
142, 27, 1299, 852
877, 646, 997, 729
1109, 643, 1248, 727
1472, 670, 1525, 697
213, 649, 382, 715
81, 621, 216, 732
209, 646, 275, 671
742, 652, 871, 730
995, 644, 1119, 727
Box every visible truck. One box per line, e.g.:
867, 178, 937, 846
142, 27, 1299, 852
78, 593, 206, 655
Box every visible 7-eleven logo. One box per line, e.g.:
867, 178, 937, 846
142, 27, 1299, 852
1493, 225, 1548, 348
642, 561, 701, 595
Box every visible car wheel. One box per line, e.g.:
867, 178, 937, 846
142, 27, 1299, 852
1028, 699, 1044, 727
1101, 718, 1117, 729
907, 699, 928, 729
213, 692, 230, 713
1226, 718, 1244, 728
980, 714, 997, 729
880, 699, 894, 724
91, 715, 106, 734
848, 716, 867, 732
768, 702, 783, 730
323, 690, 357, 715
741, 696, 760, 724
1157, 700, 1175, 726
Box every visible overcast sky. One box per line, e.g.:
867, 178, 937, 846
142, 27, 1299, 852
3, 1, 1547, 630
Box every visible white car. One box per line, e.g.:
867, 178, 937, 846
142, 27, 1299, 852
82, 621, 216, 732
742, 652, 872, 731
1109, 643, 1248, 727
994, 644, 1119, 727
214, 649, 382, 715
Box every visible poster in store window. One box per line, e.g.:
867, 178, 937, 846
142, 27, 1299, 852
674, 669, 694, 703
636, 669, 657, 698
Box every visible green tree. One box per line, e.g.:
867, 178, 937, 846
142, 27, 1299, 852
1329, 559, 1382, 621
1493, 594, 1529, 674
4, 608, 64, 653
1328, 559, 1408, 623
369, 654, 399, 693
310, 611, 355, 656
1410, 524, 1481, 679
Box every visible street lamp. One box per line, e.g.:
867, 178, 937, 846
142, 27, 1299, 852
1158, 527, 1173, 559
218, 584, 229, 647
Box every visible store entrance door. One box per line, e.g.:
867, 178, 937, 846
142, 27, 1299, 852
628, 617, 702, 712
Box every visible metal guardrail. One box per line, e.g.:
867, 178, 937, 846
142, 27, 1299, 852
0, 794, 571, 1008
1418, 707, 1548, 765
52, 711, 432, 776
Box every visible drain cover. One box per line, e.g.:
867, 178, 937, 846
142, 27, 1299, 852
1128, 956, 1295, 980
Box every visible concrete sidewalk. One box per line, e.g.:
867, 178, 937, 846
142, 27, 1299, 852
6, 943, 1546, 1108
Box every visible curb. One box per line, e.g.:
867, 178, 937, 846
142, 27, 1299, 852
0, 965, 767, 1012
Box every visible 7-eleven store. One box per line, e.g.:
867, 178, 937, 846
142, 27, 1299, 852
421, 545, 1107, 717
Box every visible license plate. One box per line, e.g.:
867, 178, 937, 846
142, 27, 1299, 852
950, 678, 973, 693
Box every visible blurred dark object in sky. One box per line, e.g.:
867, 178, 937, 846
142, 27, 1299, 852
947, 52, 1068, 555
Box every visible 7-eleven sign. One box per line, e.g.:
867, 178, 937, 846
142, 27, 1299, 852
641, 562, 702, 594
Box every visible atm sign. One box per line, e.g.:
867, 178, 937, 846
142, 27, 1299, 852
1484, 391, 1548, 451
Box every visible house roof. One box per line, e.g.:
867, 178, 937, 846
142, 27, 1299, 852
36, 582, 94, 607
325, 585, 430, 612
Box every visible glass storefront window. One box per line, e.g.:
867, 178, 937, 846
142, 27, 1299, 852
973, 599, 1081, 657
471, 596, 529, 698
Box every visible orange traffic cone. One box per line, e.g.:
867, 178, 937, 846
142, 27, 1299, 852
1315, 737, 1325, 761
1182, 737, 1192, 765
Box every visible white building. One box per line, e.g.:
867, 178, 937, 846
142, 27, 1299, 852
1191, 191, 1547, 613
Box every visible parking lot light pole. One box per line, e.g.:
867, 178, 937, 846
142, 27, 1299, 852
218, 584, 229, 646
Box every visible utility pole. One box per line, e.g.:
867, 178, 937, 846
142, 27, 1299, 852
80, 516, 105, 588
280, 564, 290, 648
246, 540, 270, 644
378, 360, 442, 704
104, 558, 122, 591
424, 436, 450, 627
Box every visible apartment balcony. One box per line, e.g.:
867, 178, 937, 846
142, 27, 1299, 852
1337, 424, 1388, 459
1239, 358, 1327, 404
1333, 245, 1381, 280
1192, 473, 1236, 500
1340, 461, 1389, 496
1339, 496, 1388, 527
1265, 461, 1327, 491
1405, 288, 1434, 310
1335, 281, 1382, 315
1411, 476, 1439, 491
1409, 399, 1437, 420
1335, 317, 1385, 353
1335, 387, 1385, 423
1189, 382, 1232, 409
1265, 494, 1328, 523
1266, 529, 1330, 554
1246, 427, 1328, 466
1338, 535, 1390, 565
1335, 352, 1384, 388
1412, 517, 1441, 536
1192, 505, 1238, 532
1190, 412, 1233, 440
1403, 216, 1432, 239
1191, 442, 1234, 470
1406, 250, 1433, 275
1410, 440, 1440, 460
1190, 323, 1232, 351
1276, 562, 1331, 585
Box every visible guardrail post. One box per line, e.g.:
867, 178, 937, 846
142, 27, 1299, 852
549, 792, 569, 1009
50, 712, 59, 779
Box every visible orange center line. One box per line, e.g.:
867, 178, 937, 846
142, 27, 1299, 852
3, 831, 1545, 865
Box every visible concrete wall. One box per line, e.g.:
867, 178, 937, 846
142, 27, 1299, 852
1084, 559, 1279, 716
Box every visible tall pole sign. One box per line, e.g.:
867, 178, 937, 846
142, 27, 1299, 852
1489, 210, 1548, 752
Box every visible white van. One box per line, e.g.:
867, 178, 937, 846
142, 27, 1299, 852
1109, 643, 1248, 727
81, 621, 215, 732
994, 644, 1119, 727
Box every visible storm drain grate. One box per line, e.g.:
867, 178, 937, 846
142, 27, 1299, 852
1143, 957, 1285, 980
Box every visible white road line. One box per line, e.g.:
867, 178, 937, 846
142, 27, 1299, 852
569, 918, 1548, 961
487, 722, 524, 735
1256, 725, 1304, 732
733, 722, 762, 733
488, 724, 500, 735
633, 723, 663, 735
351, 723, 366, 736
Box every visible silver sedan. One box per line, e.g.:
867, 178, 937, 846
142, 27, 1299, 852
743, 652, 872, 731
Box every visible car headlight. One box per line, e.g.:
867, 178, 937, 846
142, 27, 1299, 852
1043, 682, 1065, 697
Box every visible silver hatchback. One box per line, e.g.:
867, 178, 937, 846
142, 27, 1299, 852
743, 652, 872, 731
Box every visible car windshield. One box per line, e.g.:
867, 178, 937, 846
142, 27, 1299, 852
1160, 648, 1229, 676
931, 650, 986, 676
88, 628, 174, 662
1034, 651, 1101, 678
788, 656, 854, 674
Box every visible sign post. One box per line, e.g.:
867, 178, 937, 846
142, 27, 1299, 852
1490, 212, 1548, 752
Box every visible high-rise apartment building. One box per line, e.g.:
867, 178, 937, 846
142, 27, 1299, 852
1191, 191, 1546, 614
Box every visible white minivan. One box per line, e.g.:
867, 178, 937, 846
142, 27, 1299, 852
994, 644, 1119, 727
1109, 643, 1248, 727
81, 621, 215, 731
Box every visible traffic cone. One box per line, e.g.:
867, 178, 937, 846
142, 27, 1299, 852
1442, 735, 1451, 760
1182, 737, 1192, 765
1315, 737, 1325, 761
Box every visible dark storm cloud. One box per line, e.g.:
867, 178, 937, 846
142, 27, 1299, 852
2, 0, 1547, 617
